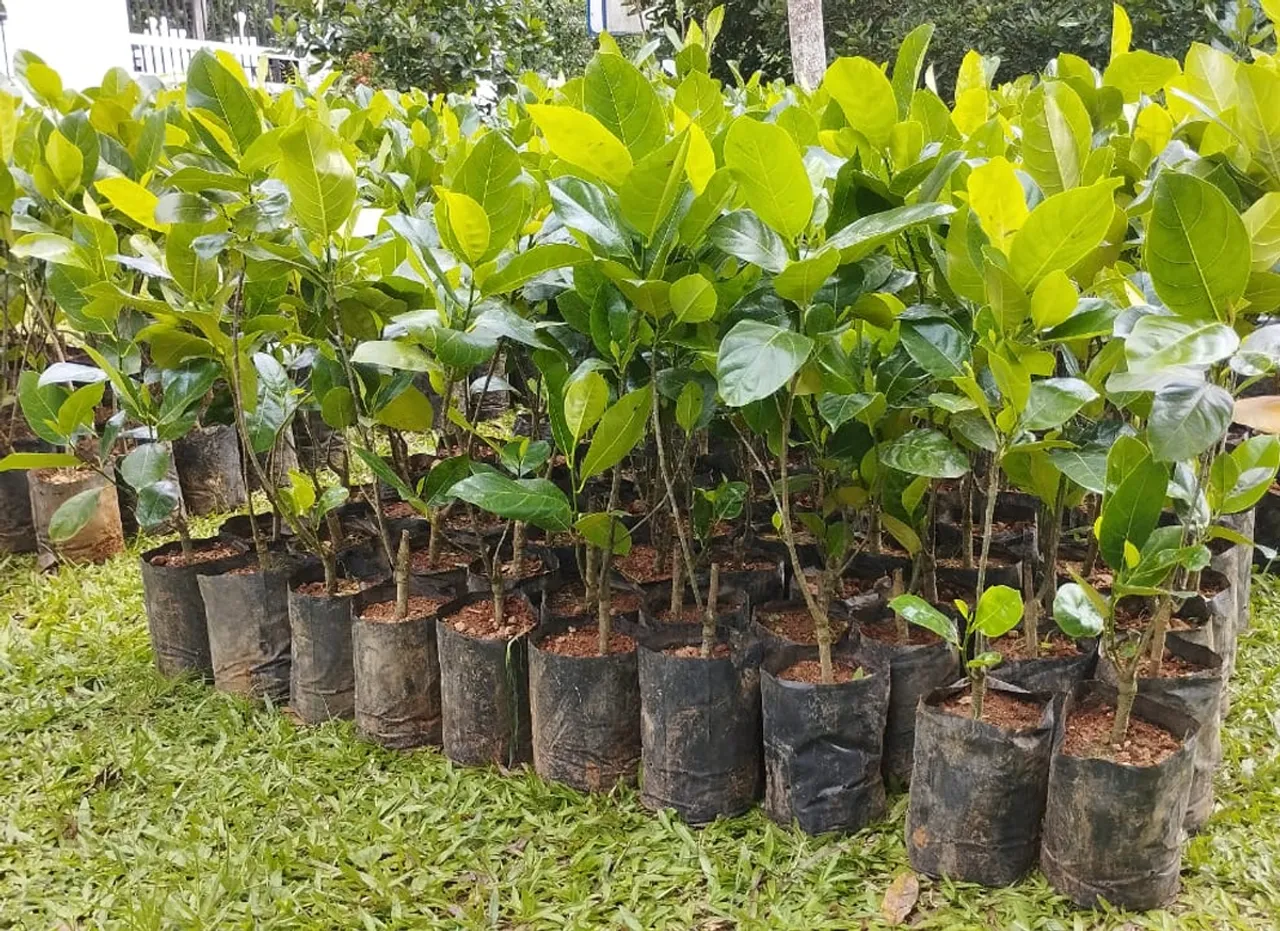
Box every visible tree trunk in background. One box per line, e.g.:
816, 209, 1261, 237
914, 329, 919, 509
787, 0, 826, 91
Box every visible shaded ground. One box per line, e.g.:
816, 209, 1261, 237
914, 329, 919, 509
2, 538, 1279, 929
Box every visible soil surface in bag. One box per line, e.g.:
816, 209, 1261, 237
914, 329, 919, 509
1097, 635, 1224, 833
438, 596, 537, 767
529, 621, 641, 792
30, 468, 124, 568
753, 601, 851, 647
173, 424, 247, 516
761, 645, 889, 835
907, 681, 1055, 887
352, 583, 452, 748
141, 539, 248, 680
288, 570, 361, 724
858, 617, 960, 786
466, 548, 560, 595
639, 628, 763, 824
543, 582, 644, 622
1040, 681, 1198, 910
198, 558, 297, 701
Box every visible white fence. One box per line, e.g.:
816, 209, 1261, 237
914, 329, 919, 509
129, 11, 301, 84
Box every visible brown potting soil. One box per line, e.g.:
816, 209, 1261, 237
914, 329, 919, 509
410, 547, 470, 572
994, 631, 1082, 661
224, 564, 263, 577
541, 626, 635, 657
777, 659, 864, 684
546, 585, 643, 617
148, 542, 241, 567
360, 594, 451, 623
1115, 604, 1197, 634
758, 607, 849, 645
1139, 649, 1208, 679
444, 513, 504, 534
381, 501, 418, 520
859, 618, 942, 646
1061, 698, 1182, 766
665, 642, 732, 659
495, 555, 549, 581
614, 545, 671, 583
709, 551, 779, 573
653, 603, 716, 624
446, 598, 537, 640
295, 579, 365, 597
941, 689, 1046, 731
33, 467, 92, 484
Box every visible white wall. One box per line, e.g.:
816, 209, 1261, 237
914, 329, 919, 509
4, 0, 131, 90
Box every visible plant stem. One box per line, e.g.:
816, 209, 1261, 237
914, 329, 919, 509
922, 479, 939, 603
971, 672, 986, 721
701, 562, 720, 658
1148, 595, 1172, 672
1111, 671, 1138, 745
961, 472, 975, 569
649, 356, 702, 609
510, 521, 526, 577
670, 541, 683, 616
395, 529, 410, 621
892, 568, 907, 642
974, 456, 1002, 656
596, 465, 623, 656
1022, 557, 1039, 658
176, 517, 194, 561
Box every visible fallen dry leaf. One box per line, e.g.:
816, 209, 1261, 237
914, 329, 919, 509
1234, 396, 1280, 435
881, 870, 919, 926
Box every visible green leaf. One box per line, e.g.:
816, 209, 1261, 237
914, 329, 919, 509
1021, 82, 1091, 196
1053, 582, 1105, 638
481, 244, 593, 296
1124, 317, 1239, 373
155, 193, 218, 226
435, 189, 491, 265
1148, 381, 1233, 462
889, 593, 959, 645
320, 387, 357, 430
723, 116, 813, 242
450, 473, 572, 533
120, 444, 171, 490
775, 249, 840, 307
670, 273, 717, 323
620, 132, 690, 245
898, 307, 970, 378
95, 176, 165, 232
1215, 435, 1280, 513
817, 392, 875, 431
135, 480, 182, 530
1008, 179, 1119, 289
1099, 437, 1169, 571
974, 584, 1023, 639
565, 370, 608, 442
423, 455, 472, 508
45, 128, 83, 194
1145, 172, 1250, 320
708, 211, 789, 274
1030, 270, 1079, 330
824, 57, 898, 149
48, 486, 106, 543
716, 320, 814, 407
892, 24, 935, 119
675, 381, 703, 433
527, 104, 633, 190
584, 53, 667, 159
166, 222, 222, 301
579, 385, 652, 483
1047, 447, 1107, 493
273, 117, 356, 238
186, 49, 261, 152
548, 176, 631, 258
0, 452, 81, 472
351, 340, 435, 371
1243, 192, 1280, 271
56, 382, 104, 439
825, 202, 955, 262
1021, 377, 1098, 431
1104, 50, 1181, 103
455, 131, 526, 256
575, 512, 632, 555
374, 386, 433, 432
11, 233, 90, 269
353, 447, 420, 507
879, 428, 970, 479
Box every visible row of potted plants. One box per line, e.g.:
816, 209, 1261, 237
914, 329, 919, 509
3, 2, 1280, 910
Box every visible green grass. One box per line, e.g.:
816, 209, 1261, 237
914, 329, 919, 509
2, 538, 1279, 930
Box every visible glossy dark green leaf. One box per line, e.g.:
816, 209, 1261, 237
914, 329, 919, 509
879, 428, 970, 479
1021, 377, 1098, 431
1098, 437, 1169, 571
716, 320, 813, 407
1148, 381, 1233, 462
889, 593, 958, 645
135, 479, 182, 530
579, 385, 651, 483
450, 473, 572, 533
120, 443, 171, 490
898, 306, 969, 378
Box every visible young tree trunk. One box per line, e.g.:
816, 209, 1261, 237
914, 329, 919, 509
892, 568, 908, 642
596, 466, 624, 656
583, 544, 599, 610
1110, 666, 1138, 744
922, 480, 939, 603
787, 0, 827, 91
427, 508, 442, 566
1148, 595, 1172, 672
1022, 557, 1039, 658
701, 563, 720, 658
670, 542, 684, 617
961, 472, 975, 569
395, 529, 410, 621
511, 521, 526, 577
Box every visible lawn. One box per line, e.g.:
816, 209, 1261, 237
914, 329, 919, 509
2, 536, 1279, 930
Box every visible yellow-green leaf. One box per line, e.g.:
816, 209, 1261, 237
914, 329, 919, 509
824, 57, 898, 149
966, 155, 1026, 248
95, 176, 166, 232
1008, 179, 1120, 289
527, 104, 633, 191
774, 248, 840, 307
1021, 82, 1091, 196
435, 189, 491, 265
723, 116, 813, 242
273, 116, 357, 238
